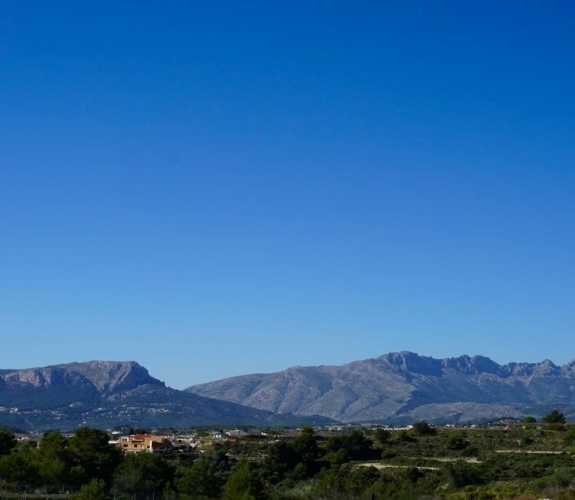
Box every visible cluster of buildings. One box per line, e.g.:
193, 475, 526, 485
108, 429, 251, 454
109, 434, 178, 453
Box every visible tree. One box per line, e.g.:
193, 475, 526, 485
344, 465, 381, 496
176, 458, 221, 499
0, 452, 39, 486
313, 463, 353, 494
325, 429, 375, 463
223, 460, 264, 500
113, 451, 174, 497
0, 430, 16, 456
74, 479, 111, 500
446, 462, 484, 488
374, 428, 391, 444
263, 440, 298, 482
33, 431, 73, 491
291, 427, 321, 478
35, 432, 69, 463
395, 430, 413, 442
522, 416, 537, 424
446, 431, 469, 450
542, 409, 566, 424
69, 427, 122, 483
412, 421, 436, 436
261, 429, 322, 482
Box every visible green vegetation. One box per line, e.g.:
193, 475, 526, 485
1, 422, 575, 498
543, 409, 567, 424
0, 430, 17, 456
412, 421, 436, 436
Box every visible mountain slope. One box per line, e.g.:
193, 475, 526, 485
0, 361, 332, 431
186, 352, 575, 423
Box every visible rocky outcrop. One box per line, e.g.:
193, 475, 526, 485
55, 361, 164, 393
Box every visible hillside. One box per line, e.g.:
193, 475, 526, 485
0, 361, 332, 431
186, 352, 575, 423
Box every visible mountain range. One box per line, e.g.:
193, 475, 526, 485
0, 361, 331, 431
2, 353, 575, 431
186, 352, 575, 424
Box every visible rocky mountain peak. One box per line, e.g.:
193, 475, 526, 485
379, 352, 443, 376
504, 362, 536, 376
439, 354, 499, 374
2, 367, 91, 388
533, 359, 560, 377
58, 360, 164, 392
0, 361, 164, 394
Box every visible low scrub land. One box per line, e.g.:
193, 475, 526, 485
2, 418, 575, 499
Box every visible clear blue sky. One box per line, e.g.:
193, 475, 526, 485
1, 1, 574, 389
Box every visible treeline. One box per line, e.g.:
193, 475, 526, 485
1, 416, 575, 499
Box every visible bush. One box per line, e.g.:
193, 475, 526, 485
446, 462, 485, 488
412, 421, 436, 436
374, 428, 391, 444
74, 479, 110, 500
460, 445, 479, 457
446, 432, 469, 450
395, 430, 413, 442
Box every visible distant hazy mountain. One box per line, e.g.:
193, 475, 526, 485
186, 352, 575, 424
0, 361, 332, 431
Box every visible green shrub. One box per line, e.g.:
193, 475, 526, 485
446, 432, 469, 450
395, 430, 412, 442
413, 421, 436, 436
446, 462, 485, 489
